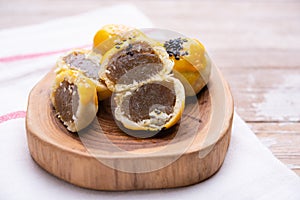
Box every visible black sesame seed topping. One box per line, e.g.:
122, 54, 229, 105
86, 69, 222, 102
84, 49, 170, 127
115, 45, 120, 49
115, 42, 123, 46
163, 37, 189, 60
126, 51, 134, 56
126, 44, 133, 51
126, 44, 134, 56
182, 51, 189, 56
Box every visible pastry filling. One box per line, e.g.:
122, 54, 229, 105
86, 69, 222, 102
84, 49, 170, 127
123, 82, 176, 123
64, 52, 99, 80
54, 81, 79, 123
106, 41, 163, 85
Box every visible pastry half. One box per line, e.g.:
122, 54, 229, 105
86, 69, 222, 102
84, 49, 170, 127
113, 76, 185, 132
51, 69, 98, 132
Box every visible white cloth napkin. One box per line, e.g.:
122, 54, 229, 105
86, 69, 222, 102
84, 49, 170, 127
0, 4, 299, 200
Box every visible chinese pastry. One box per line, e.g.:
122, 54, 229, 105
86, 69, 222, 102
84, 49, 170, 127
164, 37, 211, 96
51, 69, 98, 132
114, 76, 185, 131
99, 35, 173, 92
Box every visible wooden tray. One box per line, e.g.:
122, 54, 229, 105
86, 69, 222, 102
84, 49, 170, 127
26, 65, 233, 191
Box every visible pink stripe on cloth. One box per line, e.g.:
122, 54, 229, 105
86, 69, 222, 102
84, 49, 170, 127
0, 44, 91, 63
0, 111, 26, 124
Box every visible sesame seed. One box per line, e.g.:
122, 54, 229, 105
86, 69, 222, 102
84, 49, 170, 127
164, 37, 186, 60
126, 44, 133, 51
126, 51, 134, 56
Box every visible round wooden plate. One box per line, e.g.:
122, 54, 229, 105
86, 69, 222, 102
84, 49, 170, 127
26, 64, 233, 191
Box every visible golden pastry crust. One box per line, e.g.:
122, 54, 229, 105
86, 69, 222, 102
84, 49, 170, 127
164, 38, 211, 96
51, 69, 98, 132
93, 24, 134, 51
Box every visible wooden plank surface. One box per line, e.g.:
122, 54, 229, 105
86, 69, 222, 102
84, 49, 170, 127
26, 68, 233, 190
1, 0, 300, 175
